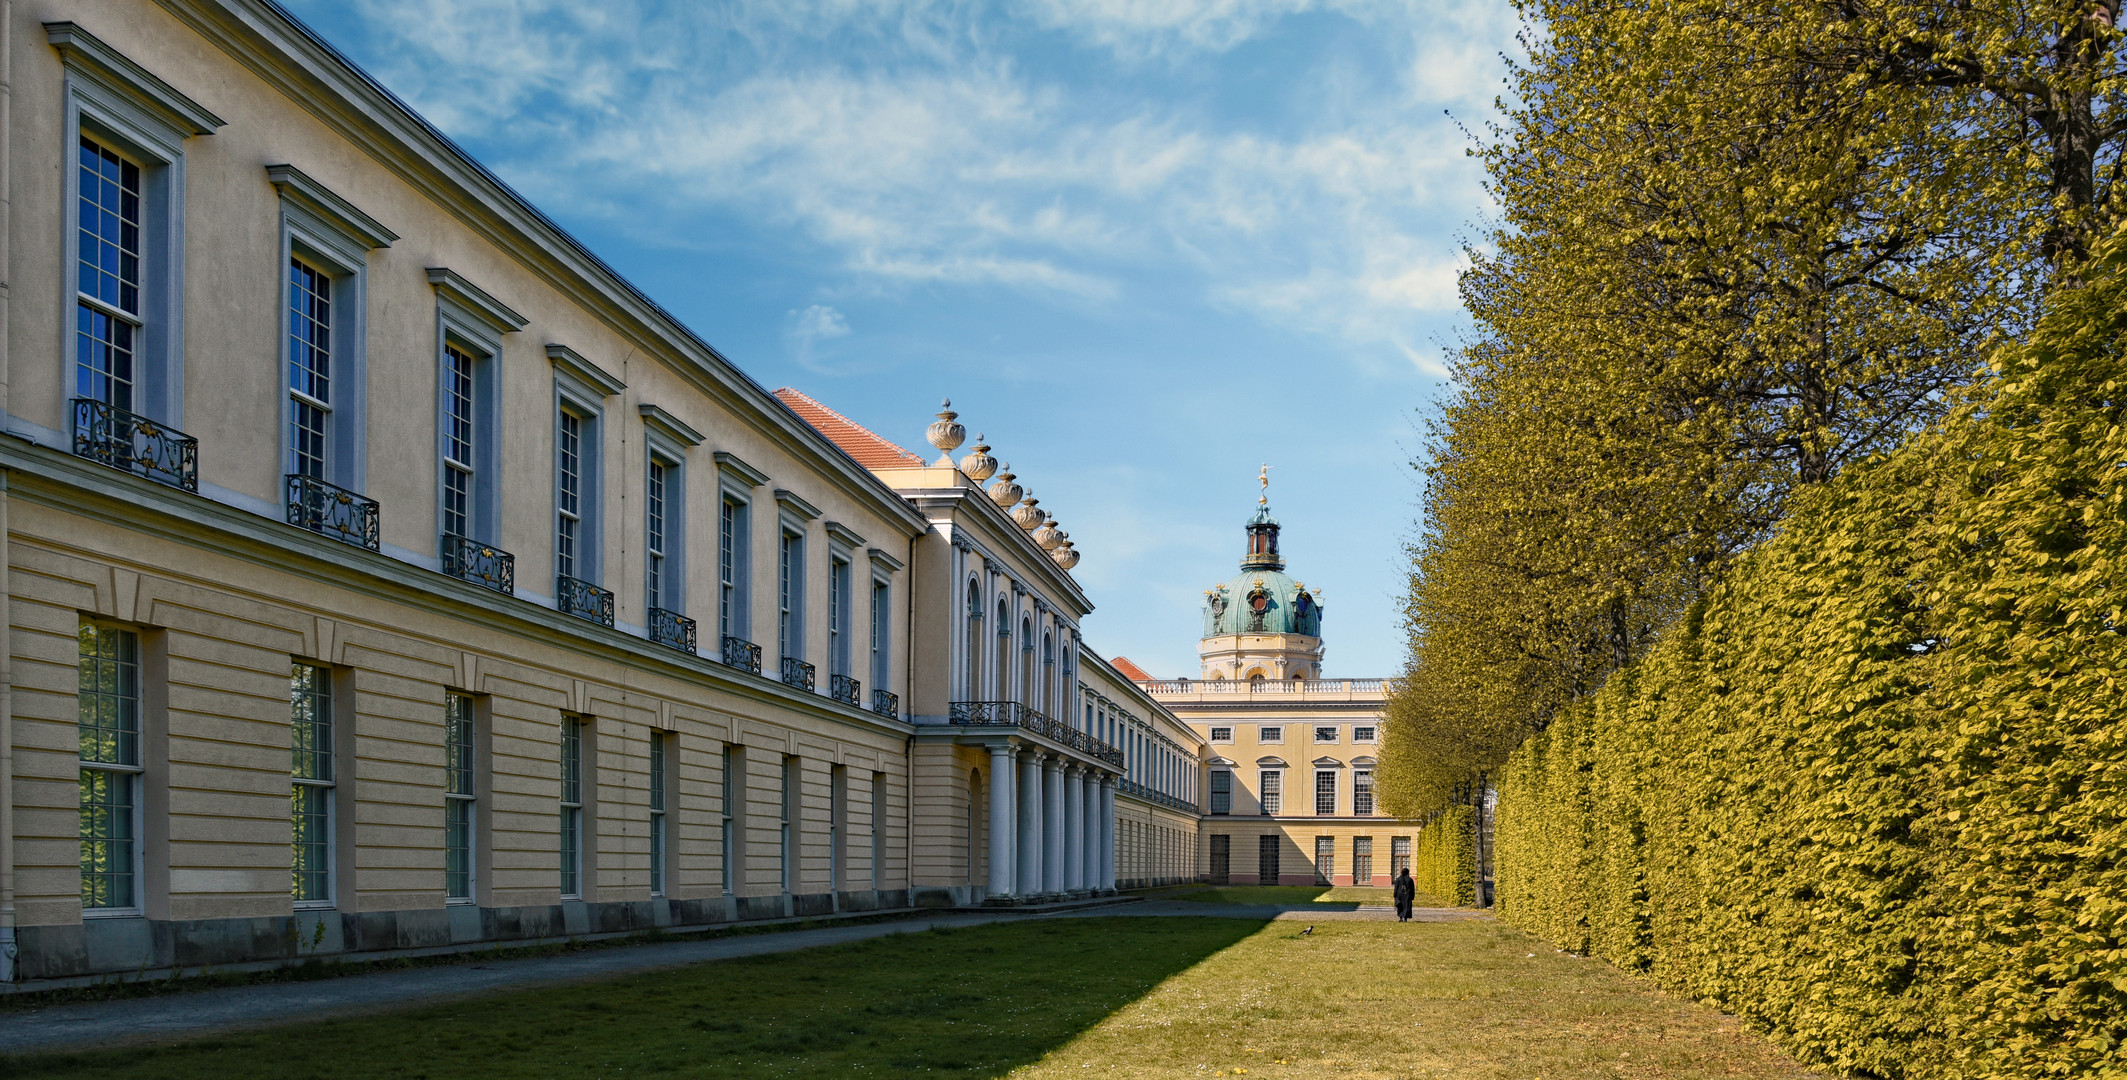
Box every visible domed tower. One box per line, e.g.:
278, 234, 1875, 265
1198, 473, 1325, 682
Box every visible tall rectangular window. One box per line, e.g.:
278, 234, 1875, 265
1314, 836, 1335, 885
828, 558, 850, 677
778, 532, 801, 662
291, 662, 334, 905
1354, 770, 1375, 816
556, 410, 584, 581
870, 772, 886, 891
646, 460, 669, 607
648, 731, 667, 897
1210, 771, 1232, 815
1391, 836, 1412, 877
870, 580, 889, 693
559, 717, 583, 898
719, 498, 746, 638
779, 757, 796, 894
287, 258, 332, 479
78, 623, 141, 911
441, 345, 477, 539
1353, 836, 1374, 884
1316, 770, 1338, 816
76, 137, 141, 411
720, 746, 736, 894
1259, 770, 1282, 816
444, 694, 476, 902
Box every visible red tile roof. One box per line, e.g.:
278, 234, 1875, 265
775, 388, 928, 470
1109, 656, 1155, 682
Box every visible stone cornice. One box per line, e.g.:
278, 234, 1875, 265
47, 21, 225, 135
266, 163, 396, 248
427, 268, 528, 332
545, 343, 625, 397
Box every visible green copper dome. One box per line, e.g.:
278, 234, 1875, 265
1202, 499, 1323, 637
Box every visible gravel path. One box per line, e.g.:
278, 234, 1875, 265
0, 897, 1483, 1056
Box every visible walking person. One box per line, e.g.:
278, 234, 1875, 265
1393, 867, 1416, 922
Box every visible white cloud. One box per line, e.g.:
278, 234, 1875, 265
785, 304, 853, 373
296, 0, 1509, 365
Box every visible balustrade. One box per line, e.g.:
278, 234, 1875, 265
441, 534, 515, 594
648, 607, 696, 654
780, 656, 816, 691
72, 398, 198, 492
557, 575, 614, 627
285, 474, 379, 551
720, 635, 762, 674
830, 673, 861, 706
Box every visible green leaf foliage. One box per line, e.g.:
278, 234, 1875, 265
1496, 226, 2127, 1079
1410, 805, 1480, 908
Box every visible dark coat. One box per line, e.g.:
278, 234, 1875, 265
1393, 873, 1416, 905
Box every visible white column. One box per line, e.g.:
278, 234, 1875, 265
987, 743, 1015, 899
1017, 750, 1043, 897
1079, 770, 1099, 891
1043, 756, 1066, 895
1063, 765, 1085, 893
1100, 777, 1117, 891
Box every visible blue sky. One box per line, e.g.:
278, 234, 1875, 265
281, 0, 1517, 677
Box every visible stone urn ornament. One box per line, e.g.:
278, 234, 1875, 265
959, 434, 998, 483
988, 464, 1022, 508
925, 399, 965, 467
1013, 494, 1047, 532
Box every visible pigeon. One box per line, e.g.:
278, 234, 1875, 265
1301, 925, 1313, 936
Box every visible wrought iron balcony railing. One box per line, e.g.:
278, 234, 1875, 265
829, 673, 861, 706
285, 474, 379, 551
781, 656, 816, 692
948, 701, 1125, 767
72, 398, 198, 492
1117, 779, 1196, 813
872, 689, 899, 719
720, 635, 762, 675
557, 575, 614, 627
648, 607, 696, 654
441, 534, 514, 595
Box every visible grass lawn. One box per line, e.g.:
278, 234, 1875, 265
4, 917, 1819, 1079
1152, 885, 1437, 907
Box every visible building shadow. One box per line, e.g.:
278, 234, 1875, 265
2, 915, 1277, 1080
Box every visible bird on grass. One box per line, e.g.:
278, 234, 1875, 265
1301, 926, 1313, 936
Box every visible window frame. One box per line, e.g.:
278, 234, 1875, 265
828, 554, 852, 679
1209, 770, 1232, 816
1209, 726, 1233, 743
443, 693, 479, 904
272, 166, 382, 494
78, 621, 144, 916
1354, 769, 1375, 816
1258, 769, 1282, 816
720, 745, 738, 895
58, 33, 213, 431
559, 716, 584, 900
648, 730, 668, 898
431, 271, 519, 549
869, 573, 891, 695
551, 366, 611, 588
778, 528, 804, 664
1353, 725, 1378, 743
290, 660, 336, 909
1315, 770, 1338, 816
1259, 725, 1283, 744
643, 438, 687, 615
718, 493, 750, 640
1313, 725, 1339, 744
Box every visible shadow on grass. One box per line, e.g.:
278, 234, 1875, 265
1146, 885, 1430, 911
0, 917, 1272, 1080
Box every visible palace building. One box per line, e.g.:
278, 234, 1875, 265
1115, 482, 1415, 888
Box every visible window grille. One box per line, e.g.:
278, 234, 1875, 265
870, 579, 889, 692
1210, 726, 1232, 742
648, 731, 667, 897
719, 498, 739, 636
1354, 770, 1375, 816
1259, 770, 1282, 815
1258, 834, 1280, 884
560, 717, 583, 898
780, 756, 795, 894
646, 459, 667, 604
720, 747, 736, 895
1259, 726, 1283, 743
556, 410, 583, 581
444, 694, 476, 902
291, 662, 334, 905
778, 532, 798, 662
1391, 835, 1412, 877
78, 623, 140, 911
1353, 725, 1377, 742
1314, 725, 1338, 743
1314, 836, 1335, 885
76, 137, 141, 412
288, 258, 331, 479
1316, 770, 1337, 816
442, 345, 477, 539
1353, 836, 1373, 885
1210, 771, 1232, 815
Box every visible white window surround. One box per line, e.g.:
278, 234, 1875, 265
715, 452, 769, 643
551, 363, 613, 587
52, 22, 221, 433
270, 165, 390, 495
775, 491, 821, 666
430, 269, 523, 550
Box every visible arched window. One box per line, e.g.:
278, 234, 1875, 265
1041, 632, 1055, 716
964, 577, 982, 699
1020, 617, 1035, 710
994, 598, 1011, 700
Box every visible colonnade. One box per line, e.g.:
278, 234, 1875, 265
985, 743, 1116, 900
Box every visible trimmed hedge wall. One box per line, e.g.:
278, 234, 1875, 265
1412, 805, 1478, 907
1494, 236, 2127, 1078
